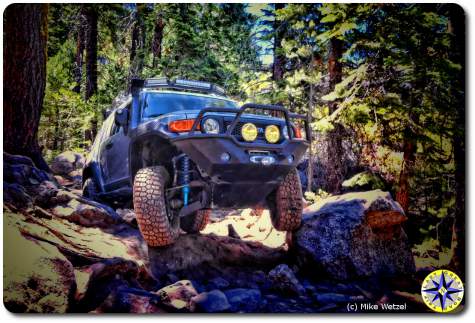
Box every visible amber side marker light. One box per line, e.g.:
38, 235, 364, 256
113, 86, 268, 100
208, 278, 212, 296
168, 119, 199, 132
294, 126, 303, 139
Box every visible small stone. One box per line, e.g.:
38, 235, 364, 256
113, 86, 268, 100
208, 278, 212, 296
156, 280, 198, 312
191, 290, 230, 313
208, 277, 230, 290
224, 288, 261, 312
315, 293, 351, 304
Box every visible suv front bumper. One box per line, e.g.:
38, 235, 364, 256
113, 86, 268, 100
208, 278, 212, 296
171, 103, 310, 208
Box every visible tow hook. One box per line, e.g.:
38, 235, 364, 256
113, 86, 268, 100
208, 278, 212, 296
250, 155, 276, 166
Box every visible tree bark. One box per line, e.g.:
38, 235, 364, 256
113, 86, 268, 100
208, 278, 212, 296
84, 4, 98, 100
152, 11, 165, 68
73, 6, 86, 94
272, 3, 285, 83
324, 37, 345, 193
4, 3, 49, 171
396, 132, 416, 212
129, 3, 146, 78
446, 4, 465, 277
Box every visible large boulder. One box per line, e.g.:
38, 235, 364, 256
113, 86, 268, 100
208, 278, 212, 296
294, 190, 415, 280
4, 216, 76, 313
50, 151, 85, 176
3, 153, 51, 192
148, 233, 286, 282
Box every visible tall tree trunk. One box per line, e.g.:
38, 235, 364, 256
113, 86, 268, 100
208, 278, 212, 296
396, 129, 417, 212
306, 83, 314, 192
84, 4, 97, 101
129, 3, 146, 78
272, 3, 285, 83
446, 4, 465, 277
73, 8, 85, 94
152, 11, 165, 68
4, 4, 49, 171
324, 37, 344, 193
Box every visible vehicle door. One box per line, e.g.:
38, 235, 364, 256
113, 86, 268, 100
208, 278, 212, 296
102, 106, 131, 190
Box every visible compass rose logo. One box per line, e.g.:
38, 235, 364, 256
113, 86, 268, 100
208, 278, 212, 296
421, 269, 464, 313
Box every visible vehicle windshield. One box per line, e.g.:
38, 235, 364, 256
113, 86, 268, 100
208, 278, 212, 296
141, 92, 238, 118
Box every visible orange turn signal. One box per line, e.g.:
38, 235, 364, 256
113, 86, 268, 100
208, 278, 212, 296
294, 126, 302, 139
168, 119, 198, 132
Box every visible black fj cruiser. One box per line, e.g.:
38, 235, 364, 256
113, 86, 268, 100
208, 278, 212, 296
83, 78, 310, 246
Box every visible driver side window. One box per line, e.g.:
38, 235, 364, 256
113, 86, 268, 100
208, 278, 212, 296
110, 102, 131, 137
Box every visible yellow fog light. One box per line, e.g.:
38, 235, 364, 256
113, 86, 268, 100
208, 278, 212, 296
265, 125, 280, 143
241, 123, 258, 142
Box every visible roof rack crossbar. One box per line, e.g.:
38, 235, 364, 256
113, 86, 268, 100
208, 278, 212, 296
138, 77, 226, 96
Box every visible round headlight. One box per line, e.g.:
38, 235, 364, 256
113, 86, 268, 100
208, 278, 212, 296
202, 118, 220, 134
265, 125, 280, 143
241, 123, 258, 142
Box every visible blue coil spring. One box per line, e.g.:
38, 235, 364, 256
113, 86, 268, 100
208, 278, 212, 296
180, 155, 190, 206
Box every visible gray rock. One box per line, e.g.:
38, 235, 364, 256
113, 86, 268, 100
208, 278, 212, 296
294, 190, 415, 280
268, 264, 305, 296
50, 151, 85, 176
148, 234, 285, 281
208, 277, 230, 290
224, 288, 261, 312
4, 153, 50, 187
191, 290, 230, 313
155, 280, 198, 312
4, 220, 75, 313
3, 182, 33, 209
315, 293, 351, 303
315, 293, 365, 304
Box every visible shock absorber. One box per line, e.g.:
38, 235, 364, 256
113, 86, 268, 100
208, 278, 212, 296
179, 155, 190, 206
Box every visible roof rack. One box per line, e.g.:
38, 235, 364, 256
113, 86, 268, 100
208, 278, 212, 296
131, 77, 226, 97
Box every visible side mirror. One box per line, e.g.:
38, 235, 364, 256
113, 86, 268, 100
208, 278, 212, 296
115, 108, 129, 134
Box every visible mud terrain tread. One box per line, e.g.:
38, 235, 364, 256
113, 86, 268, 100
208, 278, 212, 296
272, 168, 303, 231
180, 209, 211, 233
133, 166, 178, 247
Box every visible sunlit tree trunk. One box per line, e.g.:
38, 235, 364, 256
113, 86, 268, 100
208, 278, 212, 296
396, 133, 416, 212
4, 3, 49, 171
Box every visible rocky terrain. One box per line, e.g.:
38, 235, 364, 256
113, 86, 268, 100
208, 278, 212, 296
3, 152, 428, 313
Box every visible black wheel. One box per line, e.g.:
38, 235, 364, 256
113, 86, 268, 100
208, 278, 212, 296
133, 166, 179, 247
180, 209, 211, 233
269, 168, 303, 231
82, 178, 98, 199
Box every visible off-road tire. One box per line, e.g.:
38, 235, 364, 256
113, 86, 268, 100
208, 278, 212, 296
270, 168, 303, 231
82, 178, 98, 199
180, 209, 211, 233
133, 166, 179, 247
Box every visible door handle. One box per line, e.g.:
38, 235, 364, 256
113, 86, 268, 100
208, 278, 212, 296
105, 142, 113, 149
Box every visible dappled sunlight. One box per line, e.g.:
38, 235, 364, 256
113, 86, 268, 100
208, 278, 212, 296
304, 189, 402, 215
201, 208, 287, 249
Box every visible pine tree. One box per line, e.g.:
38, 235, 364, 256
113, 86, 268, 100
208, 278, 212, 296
4, 4, 49, 170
